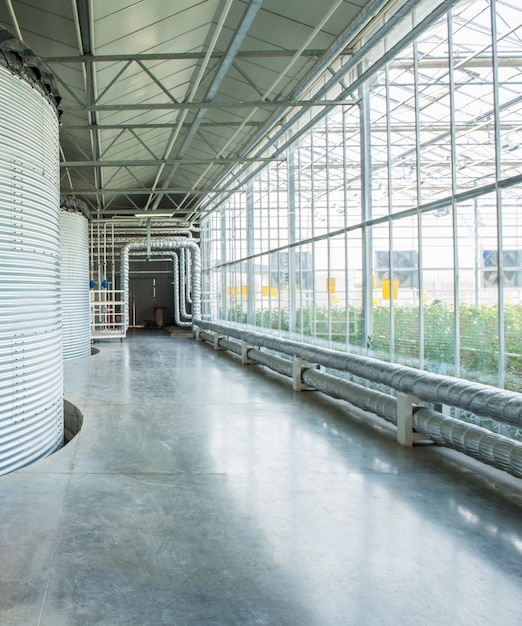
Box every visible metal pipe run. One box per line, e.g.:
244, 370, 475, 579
171, 253, 191, 327
194, 319, 522, 427
414, 408, 522, 479
121, 239, 201, 330
179, 249, 191, 320
196, 326, 522, 480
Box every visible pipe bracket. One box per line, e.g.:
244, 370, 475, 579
293, 357, 317, 392
396, 392, 432, 446
241, 342, 253, 364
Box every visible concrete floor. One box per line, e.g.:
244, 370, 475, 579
1, 329, 522, 626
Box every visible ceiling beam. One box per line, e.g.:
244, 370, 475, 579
68, 99, 357, 112
61, 157, 281, 167
64, 122, 264, 130
45, 49, 350, 63
63, 188, 233, 195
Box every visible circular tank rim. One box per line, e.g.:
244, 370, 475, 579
0, 25, 62, 118
60, 195, 92, 221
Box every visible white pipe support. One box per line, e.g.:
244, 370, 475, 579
292, 358, 317, 392
396, 392, 431, 446
214, 334, 225, 351
194, 326, 202, 341
241, 341, 253, 364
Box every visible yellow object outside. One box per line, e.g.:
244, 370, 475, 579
382, 278, 398, 300
326, 278, 336, 294
242, 285, 248, 296
262, 285, 270, 297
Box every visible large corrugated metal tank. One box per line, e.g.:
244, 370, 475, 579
0, 28, 64, 475
60, 196, 91, 360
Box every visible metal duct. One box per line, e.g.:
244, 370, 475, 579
196, 327, 522, 479
194, 320, 522, 427
414, 408, 522, 479
184, 249, 192, 304
206, 331, 397, 421
0, 62, 63, 475
60, 203, 91, 359
179, 248, 192, 318
137, 251, 191, 327
302, 368, 398, 425
171, 253, 191, 327
121, 239, 201, 329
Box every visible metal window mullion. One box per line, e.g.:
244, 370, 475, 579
274, 168, 282, 332
360, 80, 373, 354
385, 64, 395, 362
448, 11, 460, 378
325, 116, 332, 346
297, 144, 305, 338
288, 146, 297, 334
247, 181, 255, 326
413, 41, 425, 370
490, 0, 505, 388
310, 132, 317, 340
221, 204, 227, 320
342, 107, 350, 350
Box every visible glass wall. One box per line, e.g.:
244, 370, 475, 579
200, 0, 522, 393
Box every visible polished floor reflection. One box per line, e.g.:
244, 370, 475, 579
1, 329, 522, 625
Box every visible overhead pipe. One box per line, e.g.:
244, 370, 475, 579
121, 239, 201, 330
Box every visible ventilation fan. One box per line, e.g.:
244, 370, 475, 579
376, 250, 418, 288
482, 250, 521, 287
270, 251, 313, 289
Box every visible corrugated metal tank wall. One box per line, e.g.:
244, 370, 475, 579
60, 198, 91, 360
0, 31, 64, 475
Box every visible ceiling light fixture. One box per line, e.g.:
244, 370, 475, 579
134, 212, 174, 218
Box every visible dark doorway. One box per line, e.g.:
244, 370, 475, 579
129, 259, 173, 327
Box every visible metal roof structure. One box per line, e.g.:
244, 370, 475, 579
1, 0, 392, 230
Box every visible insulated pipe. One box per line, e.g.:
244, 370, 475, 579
302, 368, 397, 425
193, 320, 522, 427
198, 328, 522, 480
183, 249, 192, 305
414, 407, 522, 479
179, 249, 191, 320
121, 239, 201, 330
171, 253, 191, 327
131, 250, 191, 327
208, 331, 397, 422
